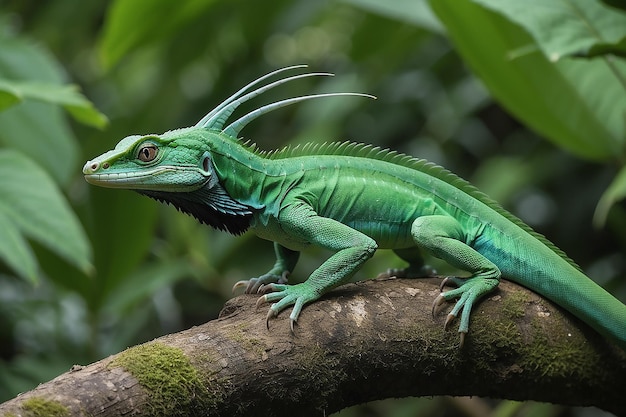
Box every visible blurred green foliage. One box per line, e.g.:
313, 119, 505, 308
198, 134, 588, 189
0, 1, 624, 416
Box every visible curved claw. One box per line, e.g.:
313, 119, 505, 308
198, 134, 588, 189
459, 331, 467, 349
256, 295, 268, 309
440, 276, 468, 291
433, 299, 466, 348
444, 313, 456, 330
232, 272, 291, 295
232, 278, 262, 294
259, 283, 280, 294
433, 275, 499, 349
251, 280, 265, 294
232, 280, 248, 293
254, 282, 319, 333
265, 307, 277, 330
439, 276, 455, 291
431, 293, 447, 318
290, 318, 297, 334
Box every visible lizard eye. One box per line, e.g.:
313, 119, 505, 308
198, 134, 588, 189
137, 144, 158, 162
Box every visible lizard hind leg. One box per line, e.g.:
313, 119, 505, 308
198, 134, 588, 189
411, 215, 501, 346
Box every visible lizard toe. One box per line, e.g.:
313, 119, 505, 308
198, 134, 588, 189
257, 283, 320, 332
437, 276, 498, 345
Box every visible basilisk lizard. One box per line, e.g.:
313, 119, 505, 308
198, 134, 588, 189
83, 66, 626, 349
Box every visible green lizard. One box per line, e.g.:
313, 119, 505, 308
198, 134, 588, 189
83, 66, 626, 349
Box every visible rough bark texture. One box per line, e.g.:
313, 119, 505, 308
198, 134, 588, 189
1, 277, 625, 417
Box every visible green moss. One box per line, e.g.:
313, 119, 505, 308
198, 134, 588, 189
109, 342, 220, 416
501, 291, 529, 320
465, 295, 608, 382
20, 397, 69, 417
469, 312, 523, 371
521, 314, 602, 380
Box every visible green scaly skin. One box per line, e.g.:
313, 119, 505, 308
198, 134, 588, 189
83, 67, 626, 350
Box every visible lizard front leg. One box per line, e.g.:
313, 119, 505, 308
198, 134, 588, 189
257, 202, 378, 330
232, 242, 299, 294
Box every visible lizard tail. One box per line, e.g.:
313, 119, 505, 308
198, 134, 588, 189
505, 254, 626, 351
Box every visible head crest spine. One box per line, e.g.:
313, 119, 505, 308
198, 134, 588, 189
194, 65, 376, 136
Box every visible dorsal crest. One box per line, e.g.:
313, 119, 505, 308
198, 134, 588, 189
194, 65, 375, 137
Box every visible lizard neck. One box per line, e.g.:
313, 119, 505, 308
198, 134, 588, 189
207, 133, 275, 211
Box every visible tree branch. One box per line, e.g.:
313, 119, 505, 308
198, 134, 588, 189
1, 277, 624, 417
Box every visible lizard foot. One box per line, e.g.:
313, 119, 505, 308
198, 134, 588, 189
432, 276, 498, 347
232, 271, 290, 294
255, 282, 320, 332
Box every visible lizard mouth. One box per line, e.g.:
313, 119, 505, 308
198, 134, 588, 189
83, 171, 156, 187
83, 166, 209, 191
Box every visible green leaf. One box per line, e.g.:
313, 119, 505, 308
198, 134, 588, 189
429, 0, 626, 161
0, 79, 108, 129
0, 101, 78, 185
594, 165, 626, 226
341, 0, 443, 33
472, 0, 626, 60
0, 150, 93, 282
0, 33, 105, 184
99, 0, 217, 68
0, 35, 61, 82
0, 211, 38, 283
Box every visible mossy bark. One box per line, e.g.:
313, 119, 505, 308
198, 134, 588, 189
0, 277, 624, 417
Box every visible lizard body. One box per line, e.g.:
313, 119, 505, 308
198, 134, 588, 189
84, 66, 626, 350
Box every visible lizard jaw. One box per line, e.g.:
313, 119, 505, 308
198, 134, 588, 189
83, 165, 208, 192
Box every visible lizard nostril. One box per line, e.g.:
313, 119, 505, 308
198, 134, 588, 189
90, 162, 99, 171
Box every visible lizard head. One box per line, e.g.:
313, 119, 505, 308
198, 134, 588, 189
83, 127, 213, 192
83, 126, 254, 234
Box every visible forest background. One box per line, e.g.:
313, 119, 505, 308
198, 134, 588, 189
0, 1, 625, 416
